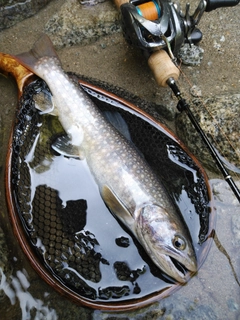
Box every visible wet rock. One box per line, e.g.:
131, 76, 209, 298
94, 296, 219, 320
175, 94, 240, 173
212, 179, 240, 206
0, 0, 53, 30
159, 297, 218, 320
227, 298, 239, 312
212, 179, 240, 247
178, 44, 204, 66
79, 0, 107, 4
0, 115, 3, 173
190, 85, 202, 97
45, 0, 121, 48
232, 213, 240, 247
0, 226, 12, 300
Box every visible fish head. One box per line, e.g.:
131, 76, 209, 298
136, 204, 197, 283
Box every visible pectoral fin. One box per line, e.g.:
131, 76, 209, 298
52, 135, 84, 159
101, 185, 135, 227
34, 90, 58, 116
102, 111, 131, 141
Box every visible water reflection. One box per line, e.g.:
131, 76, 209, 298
0, 267, 58, 320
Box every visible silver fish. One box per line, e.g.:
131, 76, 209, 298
14, 34, 197, 283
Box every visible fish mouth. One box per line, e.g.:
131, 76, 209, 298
168, 256, 190, 283
160, 254, 197, 284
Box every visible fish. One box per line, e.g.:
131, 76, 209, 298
13, 34, 197, 283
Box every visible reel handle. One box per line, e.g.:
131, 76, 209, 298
205, 0, 239, 11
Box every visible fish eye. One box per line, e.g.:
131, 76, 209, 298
172, 235, 186, 250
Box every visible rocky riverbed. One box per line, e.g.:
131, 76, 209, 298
0, 0, 240, 319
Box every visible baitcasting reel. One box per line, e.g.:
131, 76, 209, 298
120, 0, 239, 58
114, 0, 239, 86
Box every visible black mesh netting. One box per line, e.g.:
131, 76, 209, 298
9, 76, 213, 303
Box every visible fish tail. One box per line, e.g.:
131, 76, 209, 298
13, 34, 60, 73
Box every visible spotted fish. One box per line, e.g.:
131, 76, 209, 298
14, 34, 197, 283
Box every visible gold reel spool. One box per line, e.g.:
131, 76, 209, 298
114, 0, 160, 21
136, 1, 161, 20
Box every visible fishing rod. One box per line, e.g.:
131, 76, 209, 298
114, 0, 240, 203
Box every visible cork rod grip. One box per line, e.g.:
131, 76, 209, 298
113, 0, 129, 9
148, 50, 180, 87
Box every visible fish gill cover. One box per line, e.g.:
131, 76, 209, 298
7, 76, 214, 309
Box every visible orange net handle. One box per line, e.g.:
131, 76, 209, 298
113, 0, 128, 9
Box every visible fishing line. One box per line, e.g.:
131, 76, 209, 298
150, 33, 240, 177
117, 0, 240, 175
167, 65, 240, 203
139, 27, 240, 202
176, 61, 240, 176
175, 60, 240, 199
115, 0, 240, 202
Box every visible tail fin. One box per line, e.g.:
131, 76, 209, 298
13, 34, 60, 74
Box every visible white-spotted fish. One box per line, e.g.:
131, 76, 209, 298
14, 34, 197, 283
